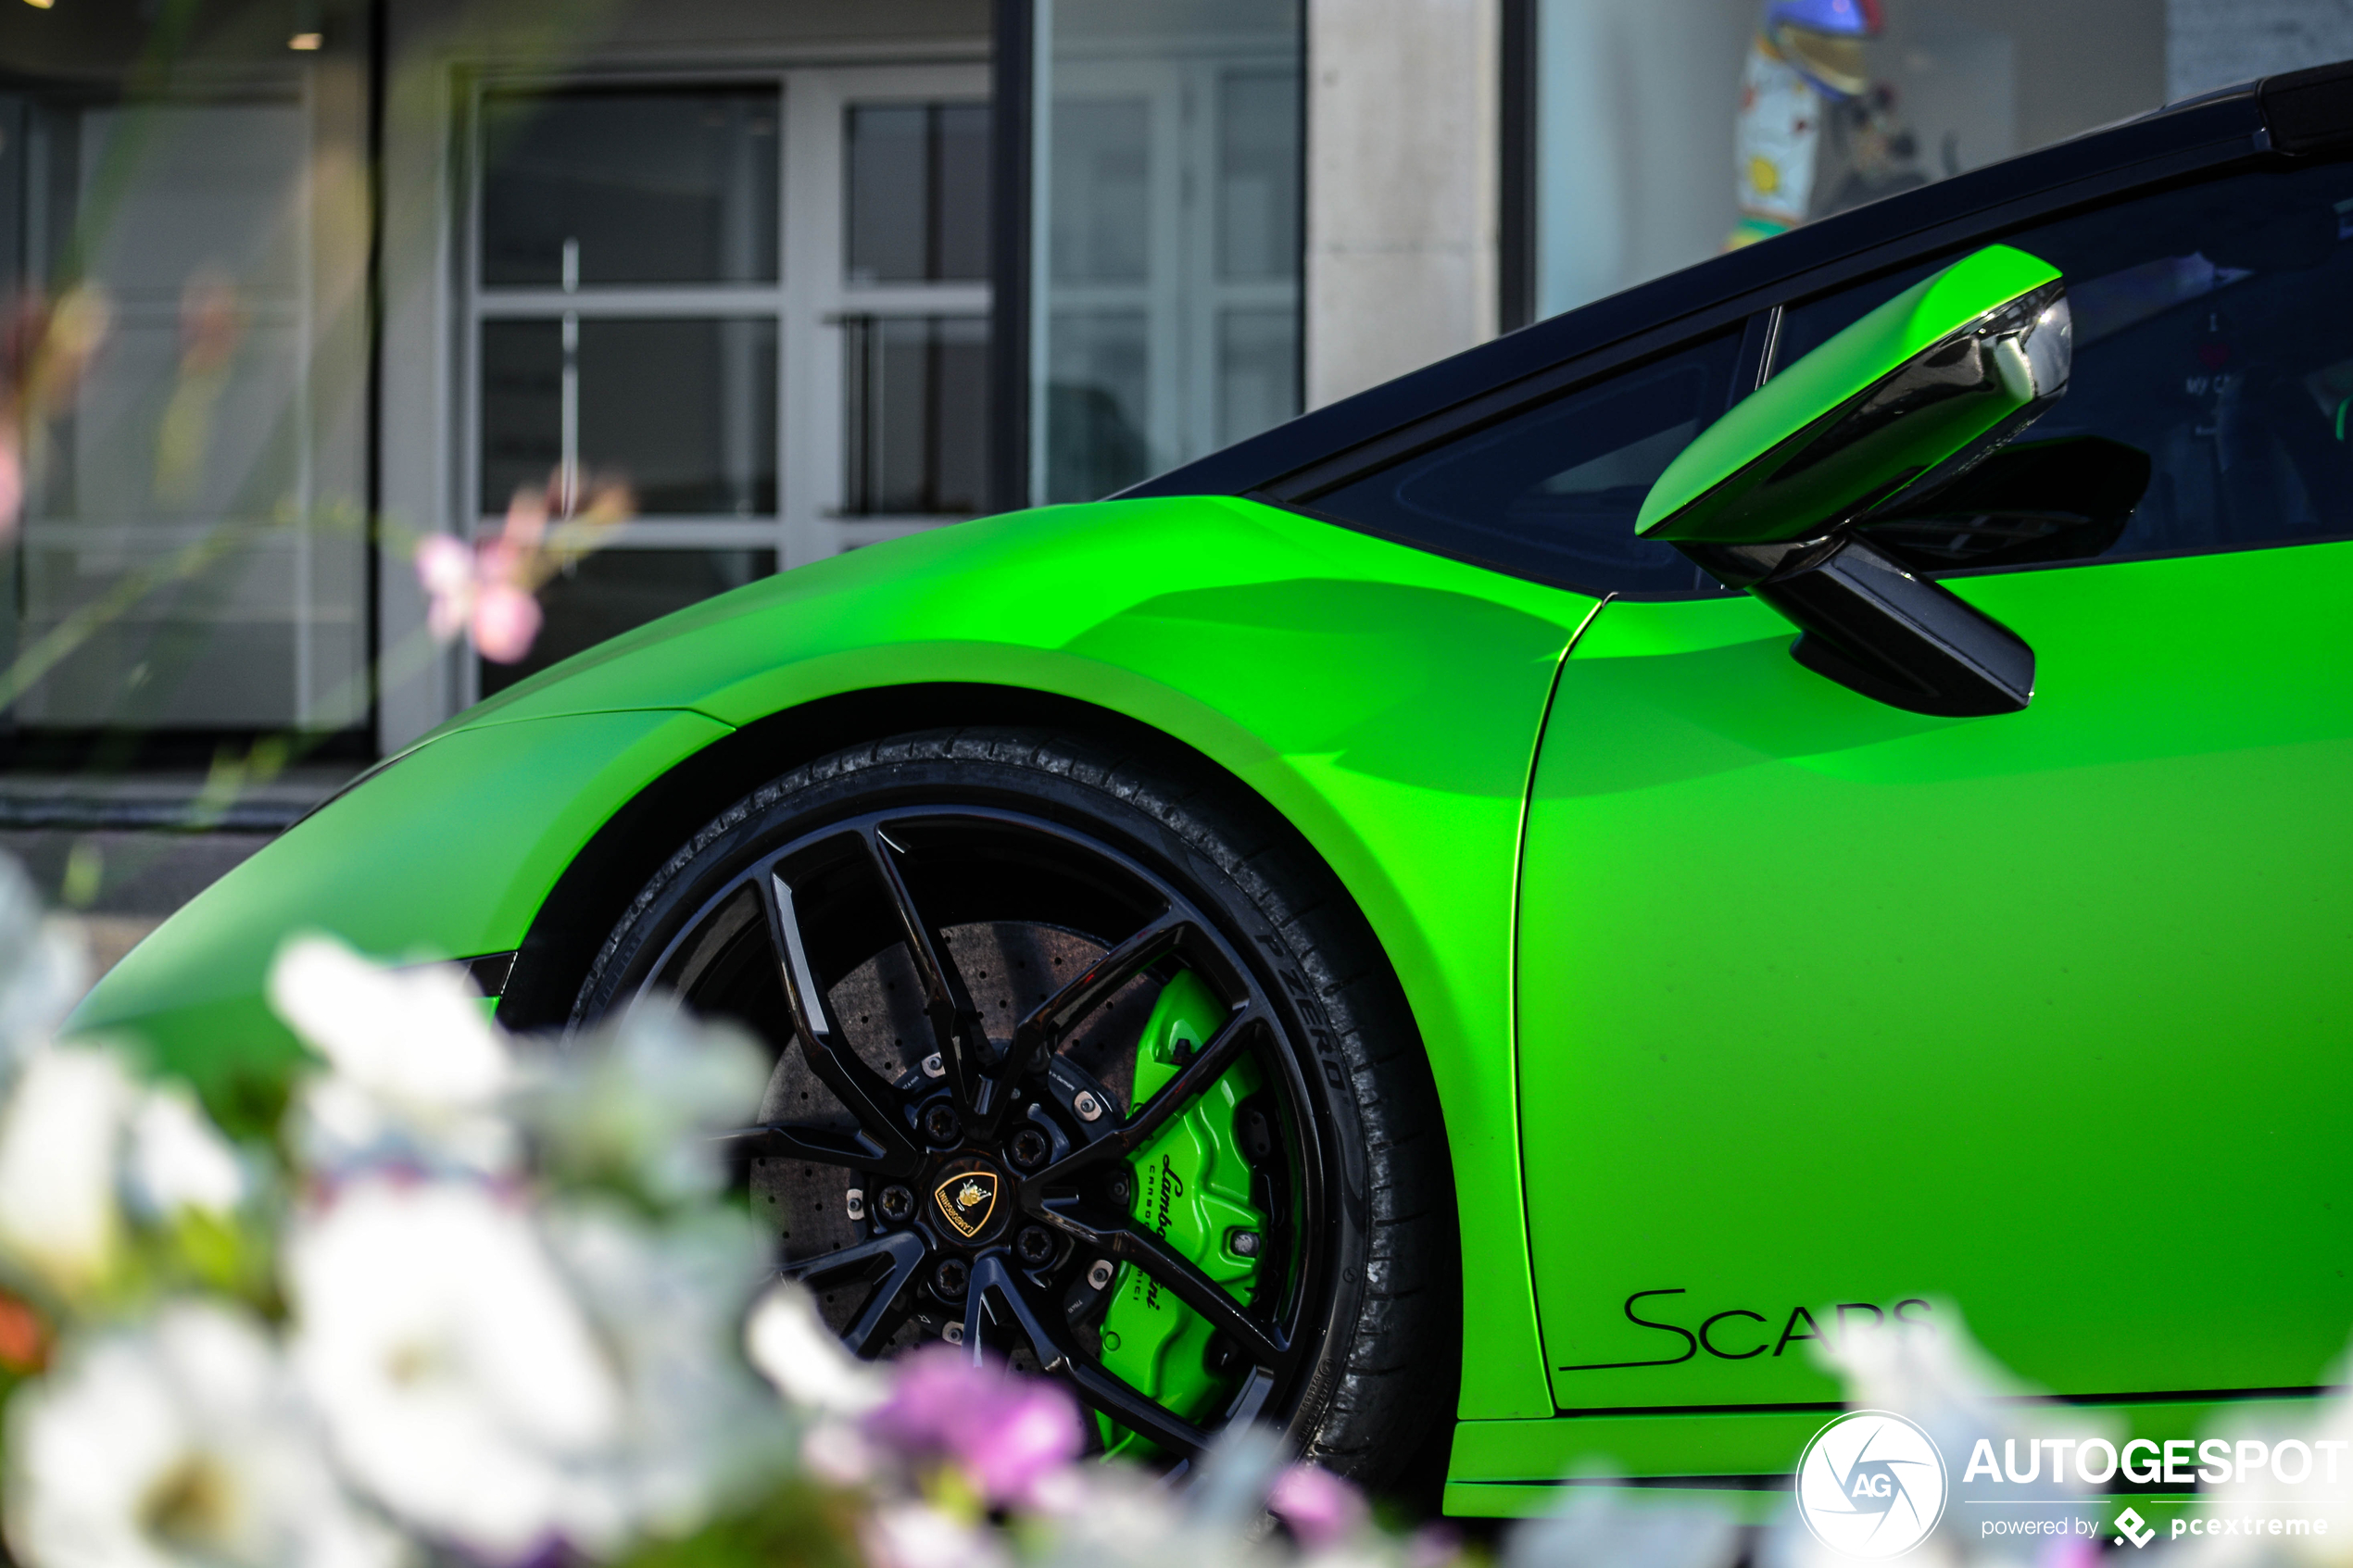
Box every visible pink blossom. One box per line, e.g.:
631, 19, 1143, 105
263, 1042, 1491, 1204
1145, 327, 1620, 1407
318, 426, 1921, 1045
862, 1347, 1082, 1507
1268, 1462, 1366, 1550
2037, 1538, 2096, 1568
412, 475, 633, 666
471, 583, 543, 664
412, 492, 547, 665
415, 535, 474, 642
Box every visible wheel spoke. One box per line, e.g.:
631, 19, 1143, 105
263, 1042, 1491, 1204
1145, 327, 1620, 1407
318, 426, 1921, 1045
864, 826, 1009, 1133
715, 1120, 891, 1171
1024, 1005, 1264, 1183
1032, 1211, 1293, 1373
966, 1256, 1213, 1460
782, 1231, 928, 1358
756, 863, 923, 1178
1009, 910, 1189, 1063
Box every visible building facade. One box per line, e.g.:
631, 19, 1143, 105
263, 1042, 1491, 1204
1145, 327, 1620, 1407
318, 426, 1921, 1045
0, 0, 2341, 771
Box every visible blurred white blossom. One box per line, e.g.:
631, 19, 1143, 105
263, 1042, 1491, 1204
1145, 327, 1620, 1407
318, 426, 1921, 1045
286, 1177, 623, 1560
0, 859, 1446, 1568
1025, 1451, 1262, 1568
270, 936, 517, 1177
6, 1300, 401, 1568
124, 1084, 245, 1220
541, 1199, 792, 1535
1506, 1486, 1740, 1568
745, 1278, 887, 1417
0, 853, 87, 1069
862, 1499, 1011, 1568
515, 1001, 766, 1206
2164, 1346, 2353, 1568
0, 1046, 135, 1297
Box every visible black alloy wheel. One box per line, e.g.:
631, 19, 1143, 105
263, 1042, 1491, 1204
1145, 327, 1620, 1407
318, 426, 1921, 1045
572, 729, 1453, 1479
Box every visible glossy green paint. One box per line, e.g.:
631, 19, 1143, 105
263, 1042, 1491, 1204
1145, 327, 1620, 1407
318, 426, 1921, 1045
69, 494, 1592, 1429
1512, 539, 2353, 1478
1097, 969, 1265, 1455
74, 708, 731, 1091
1637, 244, 2061, 544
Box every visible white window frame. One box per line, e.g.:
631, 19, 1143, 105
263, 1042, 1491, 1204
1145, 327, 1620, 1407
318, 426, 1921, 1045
452, 60, 989, 705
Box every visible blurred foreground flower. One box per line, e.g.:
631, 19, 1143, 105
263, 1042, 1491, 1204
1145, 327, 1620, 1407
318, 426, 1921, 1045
0, 1047, 134, 1298
123, 1085, 246, 1222
0, 853, 87, 1066
26, 845, 2353, 1568
0, 852, 1459, 1568
288, 1177, 625, 1560
270, 935, 517, 1177
1267, 1461, 1369, 1550
8, 1301, 399, 1568
864, 1347, 1085, 1510
418, 470, 632, 664
744, 1279, 885, 1420
516, 1000, 766, 1209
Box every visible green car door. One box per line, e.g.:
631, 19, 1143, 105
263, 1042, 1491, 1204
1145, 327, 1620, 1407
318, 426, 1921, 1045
1517, 156, 2353, 1436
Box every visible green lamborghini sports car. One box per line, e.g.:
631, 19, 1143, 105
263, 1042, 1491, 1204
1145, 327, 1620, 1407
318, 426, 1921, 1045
69, 62, 2353, 1514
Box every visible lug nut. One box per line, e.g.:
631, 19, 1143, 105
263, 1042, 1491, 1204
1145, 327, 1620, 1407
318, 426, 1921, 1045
1009, 1126, 1051, 1171
921, 1053, 946, 1078
922, 1102, 963, 1146
1229, 1229, 1261, 1258
942, 1321, 964, 1345
1086, 1259, 1115, 1290
934, 1258, 971, 1298
1014, 1225, 1056, 1266
878, 1185, 914, 1223
1072, 1090, 1104, 1122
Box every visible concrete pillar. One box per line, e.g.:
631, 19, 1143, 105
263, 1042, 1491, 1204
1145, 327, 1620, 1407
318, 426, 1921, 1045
1304, 0, 1500, 409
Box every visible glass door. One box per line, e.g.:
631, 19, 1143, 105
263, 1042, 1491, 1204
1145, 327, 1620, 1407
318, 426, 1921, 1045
0, 36, 371, 741
1030, 0, 1302, 504
462, 63, 989, 700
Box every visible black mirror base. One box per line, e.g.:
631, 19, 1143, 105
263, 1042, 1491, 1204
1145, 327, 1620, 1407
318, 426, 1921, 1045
1755, 534, 2035, 718
1682, 533, 2036, 719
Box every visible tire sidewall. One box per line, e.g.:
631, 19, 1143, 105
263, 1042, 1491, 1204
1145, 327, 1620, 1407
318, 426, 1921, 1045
573, 734, 1376, 1457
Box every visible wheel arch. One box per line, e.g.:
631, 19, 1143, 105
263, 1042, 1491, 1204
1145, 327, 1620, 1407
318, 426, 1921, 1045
502, 678, 1469, 1441
500, 683, 1407, 1043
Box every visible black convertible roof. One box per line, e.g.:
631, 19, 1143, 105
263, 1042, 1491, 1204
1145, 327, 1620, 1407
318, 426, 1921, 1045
1124, 59, 2353, 505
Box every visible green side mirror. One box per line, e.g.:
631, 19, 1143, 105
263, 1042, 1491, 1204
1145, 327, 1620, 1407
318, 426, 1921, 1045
1640, 244, 2070, 545
1635, 244, 2073, 719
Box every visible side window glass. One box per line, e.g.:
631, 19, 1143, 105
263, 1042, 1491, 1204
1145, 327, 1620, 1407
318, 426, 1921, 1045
1777, 160, 2353, 571
1302, 332, 1744, 597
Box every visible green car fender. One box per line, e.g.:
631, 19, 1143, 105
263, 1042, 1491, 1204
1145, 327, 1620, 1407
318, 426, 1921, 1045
69, 493, 1603, 1425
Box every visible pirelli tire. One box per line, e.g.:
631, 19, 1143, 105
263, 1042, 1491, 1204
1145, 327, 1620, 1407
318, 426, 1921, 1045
571, 726, 1456, 1482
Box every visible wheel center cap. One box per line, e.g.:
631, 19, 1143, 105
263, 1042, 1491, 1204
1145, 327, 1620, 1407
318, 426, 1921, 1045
932, 1163, 1001, 1240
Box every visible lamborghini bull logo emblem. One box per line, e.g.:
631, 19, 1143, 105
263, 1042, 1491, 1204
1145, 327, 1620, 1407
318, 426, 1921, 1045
934, 1168, 999, 1239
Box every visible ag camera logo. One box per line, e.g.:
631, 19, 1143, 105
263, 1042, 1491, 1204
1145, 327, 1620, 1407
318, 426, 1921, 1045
1796, 1411, 1950, 1558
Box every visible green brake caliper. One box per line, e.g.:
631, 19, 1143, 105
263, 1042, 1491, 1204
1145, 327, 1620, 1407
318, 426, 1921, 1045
1095, 970, 1267, 1456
